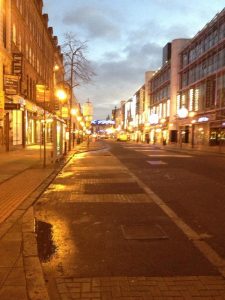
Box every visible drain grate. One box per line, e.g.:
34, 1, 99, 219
121, 224, 168, 240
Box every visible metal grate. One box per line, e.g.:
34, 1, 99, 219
121, 224, 168, 240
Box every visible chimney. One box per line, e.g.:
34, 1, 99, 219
42, 13, 49, 27
48, 27, 53, 36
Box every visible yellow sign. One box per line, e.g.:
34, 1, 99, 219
36, 84, 50, 102
61, 106, 69, 118
0, 91, 5, 120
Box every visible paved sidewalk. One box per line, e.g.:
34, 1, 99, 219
34, 143, 225, 300
0, 140, 105, 300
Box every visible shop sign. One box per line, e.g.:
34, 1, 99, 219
91, 120, 115, 125
36, 84, 50, 102
0, 91, 4, 119
198, 117, 209, 122
61, 106, 69, 118
4, 75, 19, 95
5, 103, 21, 110
13, 53, 23, 76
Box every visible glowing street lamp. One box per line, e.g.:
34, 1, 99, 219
71, 108, 77, 116
55, 89, 67, 101
177, 107, 188, 118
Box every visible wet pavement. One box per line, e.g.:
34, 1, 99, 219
0, 140, 105, 300
34, 142, 225, 299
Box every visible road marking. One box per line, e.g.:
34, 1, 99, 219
110, 152, 225, 278
148, 154, 192, 157
136, 149, 164, 152
147, 160, 167, 165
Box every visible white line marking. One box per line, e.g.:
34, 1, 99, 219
147, 160, 167, 165
148, 154, 192, 157
110, 152, 225, 278
136, 149, 164, 152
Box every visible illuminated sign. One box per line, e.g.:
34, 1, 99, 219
92, 120, 115, 125
149, 113, 159, 124
36, 84, 50, 102
198, 117, 209, 122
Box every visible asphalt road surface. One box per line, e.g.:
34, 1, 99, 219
109, 141, 225, 259
34, 140, 225, 299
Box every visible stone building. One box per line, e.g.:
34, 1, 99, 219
0, 0, 66, 153
0, 0, 11, 150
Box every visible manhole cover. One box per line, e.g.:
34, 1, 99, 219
121, 224, 168, 240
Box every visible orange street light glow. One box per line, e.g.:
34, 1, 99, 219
71, 108, 77, 116
55, 89, 67, 101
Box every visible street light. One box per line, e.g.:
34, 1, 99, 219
55, 89, 67, 101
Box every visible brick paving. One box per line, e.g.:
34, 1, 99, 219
34, 145, 225, 300
0, 141, 104, 300
0, 168, 52, 223
55, 276, 225, 299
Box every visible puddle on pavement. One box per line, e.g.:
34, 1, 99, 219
35, 219, 57, 263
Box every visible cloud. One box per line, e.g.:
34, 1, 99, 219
76, 40, 162, 119
62, 6, 121, 40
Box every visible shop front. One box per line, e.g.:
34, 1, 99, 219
192, 114, 215, 146
209, 120, 225, 146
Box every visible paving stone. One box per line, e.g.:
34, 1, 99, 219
0, 285, 28, 300
4, 267, 26, 286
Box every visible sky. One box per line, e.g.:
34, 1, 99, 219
43, 0, 225, 119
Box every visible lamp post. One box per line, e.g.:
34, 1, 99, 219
54, 87, 68, 158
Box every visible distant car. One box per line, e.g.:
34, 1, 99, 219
117, 133, 128, 141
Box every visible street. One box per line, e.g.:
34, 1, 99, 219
33, 140, 225, 299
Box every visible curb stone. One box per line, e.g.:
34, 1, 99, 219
22, 207, 50, 300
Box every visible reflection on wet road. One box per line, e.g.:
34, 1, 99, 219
36, 220, 56, 263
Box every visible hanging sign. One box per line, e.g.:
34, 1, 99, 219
4, 75, 19, 95
36, 84, 50, 102
61, 106, 69, 118
13, 53, 23, 76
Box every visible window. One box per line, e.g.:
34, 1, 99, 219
167, 100, 170, 117
18, 33, 22, 51
3, 0, 7, 47
12, 23, 17, 44
176, 94, 181, 112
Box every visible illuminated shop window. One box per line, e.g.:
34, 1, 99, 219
189, 89, 194, 111
176, 94, 181, 112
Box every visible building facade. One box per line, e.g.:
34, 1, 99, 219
0, 0, 68, 156
177, 8, 225, 147
148, 39, 190, 144
0, 0, 11, 150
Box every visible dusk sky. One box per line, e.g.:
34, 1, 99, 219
43, 1, 225, 119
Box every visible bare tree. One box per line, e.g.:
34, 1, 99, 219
62, 32, 95, 89
62, 32, 95, 150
